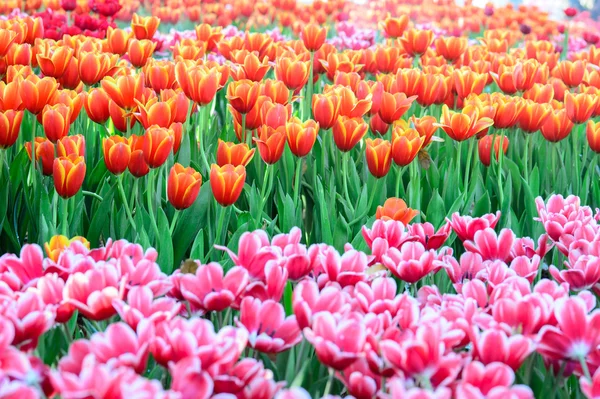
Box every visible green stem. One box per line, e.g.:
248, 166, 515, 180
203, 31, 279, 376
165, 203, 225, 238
52, 191, 58, 233
323, 368, 335, 397
198, 106, 211, 175
367, 176, 381, 211
497, 129, 505, 205
82, 191, 103, 202
293, 157, 303, 215
294, 339, 307, 376
117, 174, 137, 232
342, 152, 353, 211
395, 166, 405, 198
579, 355, 592, 382
242, 113, 248, 146
551, 142, 557, 193
146, 169, 160, 240
256, 164, 272, 226
523, 133, 531, 184
463, 138, 475, 192
169, 210, 180, 235
213, 203, 228, 247
306, 51, 314, 119
573, 124, 580, 194
61, 196, 69, 236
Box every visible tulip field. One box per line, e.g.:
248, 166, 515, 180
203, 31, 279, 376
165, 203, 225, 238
5, 0, 600, 397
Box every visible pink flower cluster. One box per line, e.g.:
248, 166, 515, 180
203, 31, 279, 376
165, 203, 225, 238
3, 194, 600, 398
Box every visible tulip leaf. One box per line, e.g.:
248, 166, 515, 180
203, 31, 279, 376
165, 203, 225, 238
157, 208, 174, 274
426, 190, 445, 228
189, 229, 205, 261
87, 190, 115, 247
315, 177, 332, 244
473, 191, 491, 217
530, 166, 540, 197
333, 214, 349, 252
504, 158, 522, 198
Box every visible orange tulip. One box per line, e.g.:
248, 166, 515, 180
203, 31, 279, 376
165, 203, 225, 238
370, 114, 389, 136
391, 127, 425, 166
398, 29, 434, 56
20, 16, 44, 45
36, 46, 74, 79
0, 29, 17, 57
57, 57, 81, 91
57, 134, 85, 157
275, 53, 310, 94
230, 50, 271, 82
243, 32, 274, 60
0, 80, 22, 111
5, 43, 31, 66
101, 74, 145, 111
19, 76, 59, 115
365, 138, 392, 178
453, 69, 487, 100
586, 120, 600, 153
540, 109, 574, 143
319, 51, 363, 82
109, 101, 137, 133
518, 100, 553, 133
127, 39, 156, 68
393, 68, 424, 98
103, 136, 131, 175
175, 62, 221, 106
380, 15, 409, 39
44, 235, 89, 263
144, 60, 177, 92
0, 110, 23, 149
142, 125, 174, 168
41, 104, 71, 143
210, 164, 246, 207
478, 135, 509, 167
416, 73, 447, 107
564, 92, 597, 124
523, 83, 554, 104
335, 86, 372, 118
172, 42, 206, 61
131, 14, 160, 40
134, 97, 176, 129
439, 105, 494, 141
26, 137, 55, 176
84, 88, 111, 124
301, 23, 327, 52
373, 46, 405, 74
435, 36, 468, 62
77, 52, 119, 86
161, 89, 190, 124
332, 116, 368, 152
52, 89, 86, 123
128, 135, 149, 178
167, 163, 202, 210
411, 115, 438, 147
312, 92, 341, 130
491, 95, 522, 129
104, 27, 132, 56
261, 79, 289, 105
254, 125, 287, 164
227, 79, 261, 114
556, 60, 586, 87
216, 140, 255, 167
286, 117, 319, 157
53, 155, 86, 198
378, 91, 416, 124
376, 197, 419, 224
195, 24, 224, 52
260, 100, 291, 129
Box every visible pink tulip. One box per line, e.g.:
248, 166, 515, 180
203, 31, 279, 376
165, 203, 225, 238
407, 222, 452, 250
463, 228, 515, 263
316, 248, 369, 288
216, 230, 281, 280
243, 262, 288, 303
470, 328, 535, 371
448, 211, 501, 242
213, 358, 285, 398
116, 254, 172, 296
0, 244, 44, 286
381, 242, 438, 284
26, 273, 74, 323
438, 252, 485, 292
535, 194, 594, 243
550, 254, 600, 291
293, 279, 351, 330
2, 291, 55, 351
170, 356, 214, 399
455, 361, 534, 398
88, 322, 151, 374
113, 286, 182, 330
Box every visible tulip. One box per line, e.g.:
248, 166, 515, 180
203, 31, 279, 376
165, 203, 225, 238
168, 163, 202, 210
173, 42, 207, 61
230, 50, 271, 82
478, 135, 509, 167
332, 116, 368, 152
540, 109, 574, 142
275, 53, 310, 94
53, 155, 86, 199
587, 120, 600, 153
312, 92, 341, 130
518, 100, 552, 133
0, 110, 23, 149
370, 114, 390, 136
557, 60, 586, 87
439, 105, 494, 141
0, 80, 22, 111
398, 29, 434, 56
109, 100, 137, 133
0, 29, 17, 57
378, 91, 416, 124
453, 69, 488, 100
391, 127, 425, 166
101, 74, 145, 111
36, 46, 73, 79
210, 164, 246, 207
142, 125, 174, 168
254, 125, 287, 164
19, 76, 59, 115
216, 140, 255, 167
25, 137, 55, 176
336, 86, 372, 118
286, 117, 319, 158
411, 115, 438, 147
144, 60, 177, 92
380, 15, 409, 39
134, 97, 176, 129
5, 43, 31, 66
53, 90, 86, 123
103, 136, 131, 175
227, 79, 261, 114
376, 197, 419, 223
261, 79, 290, 105
175, 62, 221, 106
57, 134, 85, 158
84, 88, 111, 125
301, 23, 327, 52
41, 103, 72, 143
104, 27, 132, 56
44, 235, 89, 263
77, 52, 119, 86
131, 14, 160, 40
565, 92, 597, 125
365, 138, 392, 178
435, 36, 468, 62
128, 135, 149, 177
127, 39, 157, 68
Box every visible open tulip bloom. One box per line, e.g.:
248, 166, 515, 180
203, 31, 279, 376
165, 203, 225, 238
2, 1, 600, 398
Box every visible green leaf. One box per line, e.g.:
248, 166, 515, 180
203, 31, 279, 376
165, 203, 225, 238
426, 190, 445, 228
473, 191, 491, 217
157, 208, 175, 274
333, 215, 349, 252
189, 229, 205, 260
87, 190, 115, 247
315, 177, 332, 244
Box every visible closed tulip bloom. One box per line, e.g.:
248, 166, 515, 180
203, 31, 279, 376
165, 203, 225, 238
172, 42, 207, 61
478, 135, 509, 167
161, 89, 190, 124
128, 135, 149, 177
134, 97, 176, 129
301, 23, 327, 52
19, 76, 59, 115
53, 155, 86, 198
260, 100, 291, 129
286, 117, 319, 157
105, 27, 132, 56
36, 46, 74, 79
230, 50, 271, 82
144, 60, 177, 92
0, 80, 22, 111
540, 109, 574, 142
167, 163, 202, 210
275, 54, 310, 94
492, 96, 523, 129
210, 164, 246, 206
57, 134, 85, 157
518, 100, 553, 133
370, 114, 390, 136
227, 79, 261, 114
565, 92, 597, 124
53, 90, 86, 123
26, 138, 55, 176
216, 139, 255, 167
312, 92, 341, 130
392, 127, 425, 166
127, 39, 156, 68
398, 29, 434, 56
84, 88, 111, 125
335, 86, 372, 118
439, 105, 494, 141
77, 52, 119, 86
587, 121, 600, 153
378, 91, 416, 124
0, 29, 17, 57
142, 125, 174, 168
332, 116, 368, 152
416, 73, 448, 106
175, 62, 221, 106
131, 14, 160, 40
365, 138, 392, 178
0, 110, 23, 149
411, 115, 438, 147
103, 136, 131, 175
42, 103, 72, 143
101, 74, 146, 111
380, 15, 409, 39
435, 36, 468, 62
260, 79, 290, 105
57, 57, 81, 90
5, 43, 31, 66
254, 125, 287, 164
523, 83, 554, 104
557, 60, 586, 87
453, 69, 488, 100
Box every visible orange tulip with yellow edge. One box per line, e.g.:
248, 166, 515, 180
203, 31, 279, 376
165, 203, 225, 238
104, 27, 132, 56
143, 125, 174, 168
398, 29, 434, 56
411, 115, 438, 147
131, 14, 160, 40
230, 50, 271, 82
77, 52, 119, 86
540, 108, 574, 143
36, 46, 74, 79
134, 97, 177, 129
57, 134, 85, 158
332, 116, 368, 152
391, 127, 425, 166
19, 76, 59, 115
175, 62, 221, 106
254, 124, 287, 164
365, 138, 392, 178
557, 59, 586, 87
286, 117, 319, 158
564, 92, 597, 125
438, 104, 494, 141
41, 103, 72, 143
216, 140, 255, 167
378, 91, 416, 124
103, 136, 131, 175
44, 235, 89, 263
0, 80, 22, 111
144, 60, 177, 92
101, 74, 145, 111
84, 88, 111, 124
127, 39, 156, 68
168, 163, 202, 210
0, 110, 23, 149
380, 15, 409, 39
518, 100, 553, 133
53, 155, 86, 199
435, 36, 468, 62
25, 137, 55, 175
301, 23, 327, 52
0, 29, 18, 57
210, 164, 246, 207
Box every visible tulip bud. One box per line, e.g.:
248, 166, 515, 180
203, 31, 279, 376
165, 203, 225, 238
365, 138, 392, 178
26, 137, 55, 176
128, 135, 150, 177
42, 103, 72, 143
53, 155, 86, 198
286, 117, 319, 158
103, 136, 131, 175
142, 125, 174, 168
0, 110, 23, 149
210, 164, 246, 207
216, 139, 255, 167
478, 135, 509, 167
168, 163, 202, 210
332, 116, 368, 152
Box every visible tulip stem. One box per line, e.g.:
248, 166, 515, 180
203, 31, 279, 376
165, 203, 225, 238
30, 117, 37, 191
212, 204, 228, 252
117, 174, 137, 233
306, 51, 314, 119
579, 355, 592, 382
573, 125, 580, 195
395, 166, 405, 198
61, 197, 69, 236
323, 368, 335, 396
146, 169, 160, 241
52, 191, 58, 233
342, 152, 353, 213
293, 157, 303, 217
463, 138, 475, 194
242, 113, 248, 146
82, 191, 103, 202
256, 164, 272, 227
197, 106, 211, 175
497, 130, 505, 206
169, 211, 180, 235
